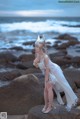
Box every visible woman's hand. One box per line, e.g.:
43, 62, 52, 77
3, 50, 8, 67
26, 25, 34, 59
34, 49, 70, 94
33, 61, 39, 68
33, 56, 39, 68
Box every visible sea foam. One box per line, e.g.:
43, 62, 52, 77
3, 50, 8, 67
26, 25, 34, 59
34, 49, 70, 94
0, 20, 80, 34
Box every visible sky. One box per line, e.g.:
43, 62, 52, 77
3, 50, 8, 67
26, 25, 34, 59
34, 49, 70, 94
0, 0, 80, 17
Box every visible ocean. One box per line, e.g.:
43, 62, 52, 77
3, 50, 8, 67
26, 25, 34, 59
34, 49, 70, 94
0, 17, 80, 51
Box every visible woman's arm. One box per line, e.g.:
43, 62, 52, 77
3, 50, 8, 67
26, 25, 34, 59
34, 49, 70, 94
33, 58, 39, 68
33, 53, 40, 68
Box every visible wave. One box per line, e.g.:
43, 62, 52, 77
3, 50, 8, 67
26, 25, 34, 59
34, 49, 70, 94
0, 19, 80, 34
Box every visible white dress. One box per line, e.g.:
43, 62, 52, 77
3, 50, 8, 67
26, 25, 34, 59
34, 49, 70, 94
37, 54, 78, 111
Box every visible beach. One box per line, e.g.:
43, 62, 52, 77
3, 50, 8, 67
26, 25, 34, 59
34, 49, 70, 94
0, 16, 80, 119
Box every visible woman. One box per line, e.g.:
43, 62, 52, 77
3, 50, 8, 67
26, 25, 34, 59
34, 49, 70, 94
33, 35, 78, 113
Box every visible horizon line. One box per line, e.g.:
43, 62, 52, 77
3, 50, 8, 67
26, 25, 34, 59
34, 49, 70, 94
0, 10, 80, 17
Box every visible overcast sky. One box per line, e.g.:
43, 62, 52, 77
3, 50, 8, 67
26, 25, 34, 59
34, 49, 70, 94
0, 0, 80, 17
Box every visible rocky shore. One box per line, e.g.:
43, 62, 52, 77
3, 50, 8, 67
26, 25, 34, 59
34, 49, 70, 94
0, 33, 80, 119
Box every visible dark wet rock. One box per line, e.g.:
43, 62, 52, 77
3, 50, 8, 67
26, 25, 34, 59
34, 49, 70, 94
76, 89, 80, 106
0, 74, 44, 114
10, 46, 24, 51
16, 63, 28, 69
21, 67, 41, 75
0, 69, 21, 81
64, 55, 72, 60
55, 40, 62, 44
50, 56, 71, 66
62, 24, 80, 28
56, 40, 79, 49
55, 34, 79, 50
57, 42, 69, 49
63, 68, 80, 90
23, 41, 34, 45
49, 52, 80, 68
15, 61, 34, 69
18, 54, 35, 62
28, 105, 80, 119
33, 73, 44, 83
50, 50, 67, 57
0, 51, 17, 64
71, 56, 80, 65
56, 34, 78, 41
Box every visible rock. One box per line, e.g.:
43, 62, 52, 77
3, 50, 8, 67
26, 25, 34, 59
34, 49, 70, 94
71, 56, 80, 66
0, 51, 17, 64
63, 68, 80, 90
16, 62, 28, 69
56, 40, 79, 49
57, 42, 70, 49
0, 69, 21, 81
76, 89, 80, 106
23, 41, 34, 45
18, 54, 35, 62
55, 34, 79, 50
7, 115, 27, 119
15, 61, 34, 69
0, 74, 44, 114
28, 105, 80, 119
50, 56, 71, 66
56, 34, 78, 41
21, 68, 41, 74
10, 46, 24, 51
32, 73, 45, 90
50, 51, 67, 57
50, 52, 80, 68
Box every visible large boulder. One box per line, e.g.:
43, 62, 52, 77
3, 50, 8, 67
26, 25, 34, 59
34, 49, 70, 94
0, 69, 21, 81
49, 52, 72, 67
71, 56, 80, 67
50, 55, 71, 67
15, 61, 34, 69
56, 40, 79, 50
0, 74, 44, 114
18, 54, 35, 62
23, 41, 34, 45
0, 51, 17, 64
21, 68, 41, 74
63, 68, 80, 90
56, 34, 78, 41
10, 46, 24, 51
76, 89, 80, 106
28, 105, 80, 119
55, 34, 79, 50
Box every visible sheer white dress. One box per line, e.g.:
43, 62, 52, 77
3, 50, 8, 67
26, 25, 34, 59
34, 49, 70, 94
37, 54, 78, 111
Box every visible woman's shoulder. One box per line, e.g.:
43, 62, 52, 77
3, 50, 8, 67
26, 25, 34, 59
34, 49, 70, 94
44, 54, 49, 58
44, 54, 50, 61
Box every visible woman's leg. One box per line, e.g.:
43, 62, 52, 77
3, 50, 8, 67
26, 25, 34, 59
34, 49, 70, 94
44, 82, 54, 113
42, 87, 48, 112
44, 87, 49, 107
